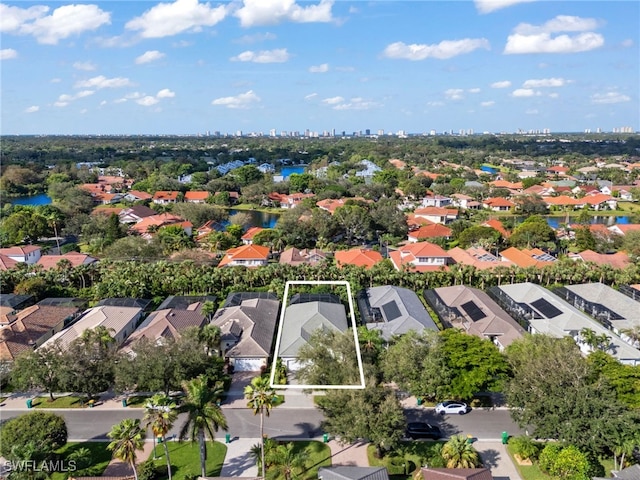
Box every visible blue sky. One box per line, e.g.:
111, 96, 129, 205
1, 0, 638, 135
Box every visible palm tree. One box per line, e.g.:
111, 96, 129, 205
107, 418, 147, 480
265, 442, 308, 480
244, 375, 279, 478
143, 394, 177, 480
199, 323, 221, 356
441, 435, 482, 468
179, 376, 228, 478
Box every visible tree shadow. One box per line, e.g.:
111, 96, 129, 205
478, 448, 501, 469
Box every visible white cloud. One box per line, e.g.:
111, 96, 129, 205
621, 39, 633, 48
511, 88, 539, 97
126, 0, 228, 38
333, 97, 380, 111
322, 96, 344, 105
526, 109, 539, 114
75, 75, 134, 89
156, 88, 175, 98
73, 61, 96, 71
427, 101, 445, 107
522, 77, 568, 88
505, 32, 604, 54
513, 15, 600, 35
474, 0, 536, 14
24, 105, 39, 113
491, 80, 511, 88
231, 48, 290, 63
481, 101, 495, 107
212, 90, 261, 109
234, 32, 276, 44
505, 16, 604, 54
548, 92, 559, 98
136, 96, 159, 106
135, 50, 166, 64
54, 90, 95, 107
468, 88, 481, 94
100, 100, 107, 106
382, 38, 490, 60
51, 78, 62, 83
234, 0, 334, 27
3, 4, 111, 45
304, 93, 318, 100
445, 88, 464, 100
0, 48, 18, 60
309, 63, 329, 73
591, 92, 631, 104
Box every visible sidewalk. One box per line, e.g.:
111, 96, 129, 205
475, 440, 523, 480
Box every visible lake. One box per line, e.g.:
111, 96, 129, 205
227, 209, 280, 229
513, 215, 631, 229
10, 193, 52, 206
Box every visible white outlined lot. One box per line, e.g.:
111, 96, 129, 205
269, 280, 366, 390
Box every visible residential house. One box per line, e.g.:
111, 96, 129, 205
556, 283, 640, 348
450, 194, 480, 210
0, 254, 18, 271
421, 193, 452, 208
277, 293, 349, 371
360, 285, 438, 341
482, 197, 515, 212
119, 205, 157, 224
546, 166, 570, 176
184, 191, 210, 203
217, 244, 270, 267
123, 190, 153, 202
129, 213, 192, 239
413, 206, 459, 225
419, 467, 493, 480
567, 250, 631, 269
481, 219, 511, 239
152, 191, 180, 204
426, 285, 524, 350
499, 247, 556, 268
36, 252, 98, 271
389, 242, 452, 272
334, 248, 383, 269
489, 179, 523, 192
355, 159, 382, 180
279, 247, 330, 266
211, 292, 280, 371
39, 305, 144, 350
0, 304, 83, 361
157, 295, 216, 310
120, 304, 207, 354
593, 462, 640, 480
241, 227, 264, 245
447, 247, 511, 270
279, 192, 315, 209
608, 224, 640, 236
318, 467, 389, 480
490, 282, 640, 365
316, 197, 369, 214
582, 193, 617, 210
408, 224, 452, 242
0, 294, 34, 312
0, 246, 41, 264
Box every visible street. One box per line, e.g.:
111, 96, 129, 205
0, 405, 523, 442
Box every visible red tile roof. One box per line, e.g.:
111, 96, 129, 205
0, 254, 18, 270
36, 252, 98, 270
241, 227, 264, 240
217, 244, 270, 267
389, 242, 451, 272
152, 191, 180, 201
570, 250, 630, 269
0, 245, 41, 256
408, 224, 452, 240
334, 248, 383, 269
184, 191, 210, 201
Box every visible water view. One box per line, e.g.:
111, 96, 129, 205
280, 165, 306, 178
9, 193, 52, 206
227, 209, 280, 229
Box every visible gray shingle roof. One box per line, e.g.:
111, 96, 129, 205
365, 285, 438, 340
279, 301, 349, 357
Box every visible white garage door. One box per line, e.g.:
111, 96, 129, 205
233, 358, 264, 372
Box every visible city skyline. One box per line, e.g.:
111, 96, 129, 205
1, 0, 638, 136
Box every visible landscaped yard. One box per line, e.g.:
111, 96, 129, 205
282, 440, 332, 480
368, 441, 445, 480
51, 441, 112, 480
32, 396, 88, 408
148, 440, 226, 480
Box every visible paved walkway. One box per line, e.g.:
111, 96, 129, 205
475, 440, 523, 480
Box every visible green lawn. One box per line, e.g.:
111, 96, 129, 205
368, 441, 445, 480
125, 395, 152, 408
149, 440, 226, 480
32, 396, 88, 408
51, 441, 112, 480
280, 440, 332, 480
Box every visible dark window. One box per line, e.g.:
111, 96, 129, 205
381, 301, 402, 321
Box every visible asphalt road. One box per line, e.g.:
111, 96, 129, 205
0, 405, 523, 442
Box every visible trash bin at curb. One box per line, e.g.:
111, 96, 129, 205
323, 433, 329, 443
225, 434, 230, 444
26, 399, 33, 408
502, 431, 509, 445
417, 398, 423, 406
467, 434, 473, 444
122, 398, 127, 407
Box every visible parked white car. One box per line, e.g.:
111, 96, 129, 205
435, 401, 470, 415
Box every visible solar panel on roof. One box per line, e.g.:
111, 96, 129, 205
530, 298, 563, 318
534, 253, 557, 262
381, 301, 402, 321
460, 301, 486, 321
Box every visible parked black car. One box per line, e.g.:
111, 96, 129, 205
406, 422, 442, 440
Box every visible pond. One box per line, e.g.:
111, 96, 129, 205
512, 215, 631, 229
9, 193, 52, 206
